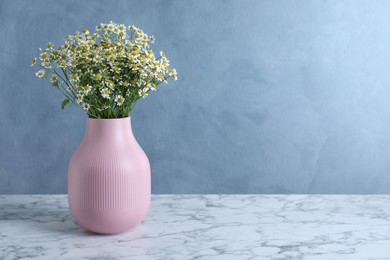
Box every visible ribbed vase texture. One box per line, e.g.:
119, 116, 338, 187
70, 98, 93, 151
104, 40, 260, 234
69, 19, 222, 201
68, 117, 150, 234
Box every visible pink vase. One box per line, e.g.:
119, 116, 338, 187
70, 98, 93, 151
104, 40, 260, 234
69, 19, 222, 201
68, 116, 151, 234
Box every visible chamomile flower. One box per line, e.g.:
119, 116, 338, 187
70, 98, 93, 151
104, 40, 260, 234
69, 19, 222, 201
31, 58, 37, 66
94, 74, 102, 80
106, 80, 114, 89
100, 88, 110, 99
171, 69, 178, 80
129, 25, 137, 31
40, 52, 48, 60
139, 88, 149, 98
58, 61, 67, 68
136, 29, 143, 35
82, 103, 90, 111
35, 70, 45, 78
115, 95, 125, 106
50, 75, 57, 83
67, 86, 73, 92
42, 61, 52, 69
150, 83, 157, 91
119, 24, 126, 32
84, 85, 93, 94
112, 66, 120, 73
76, 93, 84, 104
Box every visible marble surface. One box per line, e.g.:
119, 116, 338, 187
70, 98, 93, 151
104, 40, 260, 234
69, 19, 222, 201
1, 195, 390, 260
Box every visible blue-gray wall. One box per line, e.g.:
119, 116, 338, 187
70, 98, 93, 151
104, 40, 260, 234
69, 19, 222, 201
1, 0, 390, 194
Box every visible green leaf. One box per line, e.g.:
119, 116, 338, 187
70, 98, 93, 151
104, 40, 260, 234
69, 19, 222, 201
61, 98, 70, 109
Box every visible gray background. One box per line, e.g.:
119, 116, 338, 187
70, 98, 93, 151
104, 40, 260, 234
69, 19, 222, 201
1, 0, 390, 194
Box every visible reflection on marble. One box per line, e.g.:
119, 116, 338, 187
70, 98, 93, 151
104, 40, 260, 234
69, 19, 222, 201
1, 195, 390, 259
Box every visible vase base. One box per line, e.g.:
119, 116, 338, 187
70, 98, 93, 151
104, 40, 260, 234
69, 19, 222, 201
70, 206, 149, 234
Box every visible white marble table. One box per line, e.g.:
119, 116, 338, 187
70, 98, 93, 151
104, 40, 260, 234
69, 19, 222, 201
1, 195, 390, 260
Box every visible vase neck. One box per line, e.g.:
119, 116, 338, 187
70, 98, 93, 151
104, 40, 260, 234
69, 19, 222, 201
85, 117, 133, 141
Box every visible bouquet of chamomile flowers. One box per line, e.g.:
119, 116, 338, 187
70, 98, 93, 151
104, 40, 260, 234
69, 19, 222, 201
32, 21, 177, 118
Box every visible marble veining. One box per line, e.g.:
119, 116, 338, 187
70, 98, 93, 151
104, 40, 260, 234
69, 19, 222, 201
1, 195, 390, 260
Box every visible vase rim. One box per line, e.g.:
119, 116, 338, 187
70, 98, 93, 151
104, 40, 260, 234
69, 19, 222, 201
87, 116, 130, 121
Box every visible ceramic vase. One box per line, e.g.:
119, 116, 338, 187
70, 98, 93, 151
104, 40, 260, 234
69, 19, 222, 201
68, 117, 150, 234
